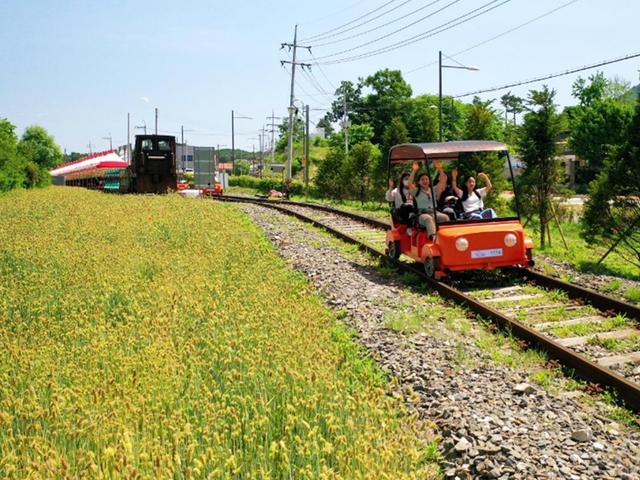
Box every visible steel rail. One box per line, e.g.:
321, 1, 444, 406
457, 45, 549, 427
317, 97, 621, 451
216, 195, 640, 411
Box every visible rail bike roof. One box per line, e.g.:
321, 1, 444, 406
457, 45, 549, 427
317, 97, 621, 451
50, 150, 128, 180
389, 141, 508, 163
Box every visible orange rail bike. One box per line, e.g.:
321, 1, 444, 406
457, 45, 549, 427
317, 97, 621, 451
385, 141, 534, 278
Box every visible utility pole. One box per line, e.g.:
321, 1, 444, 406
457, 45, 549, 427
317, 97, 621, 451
179, 126, 194, 172
266, 110, 281, 165
155, 108, 158, 135
281, 25, 311, 180
342, 92, 350, 155
87, 141, 93, 155
102, 134, 113, 150
127, 113, 130, 163
304, 104, 310, 196
231, 110, 235, 173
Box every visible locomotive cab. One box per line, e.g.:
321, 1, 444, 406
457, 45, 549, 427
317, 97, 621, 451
131, 135, 177, 194
385, 141, 534, 278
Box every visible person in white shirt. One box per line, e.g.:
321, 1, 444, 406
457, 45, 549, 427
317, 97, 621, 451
451, 169, 497, 220
385, 172, 414, 224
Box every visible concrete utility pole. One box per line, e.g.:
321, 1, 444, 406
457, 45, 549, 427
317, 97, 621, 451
281, 25, 311, 180
87, 141, 93, 155
266, 110, 281, 165
154, 108, 158, 135
127, 113, 131, 163
304, 104, 310, 195
342, 92, 350, 155
231, 110, 252, 175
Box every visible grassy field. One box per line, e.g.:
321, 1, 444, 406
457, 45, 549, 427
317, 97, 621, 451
0, 188, 437, 478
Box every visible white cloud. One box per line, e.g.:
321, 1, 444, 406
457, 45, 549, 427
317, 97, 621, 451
140, 96, 150, 103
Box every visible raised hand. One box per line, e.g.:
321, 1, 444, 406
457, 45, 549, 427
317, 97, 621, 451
388, 178, 394, 189
412, 161, 420, 172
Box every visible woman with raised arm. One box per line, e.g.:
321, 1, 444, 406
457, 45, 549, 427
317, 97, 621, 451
386, 171, 414, 224
407, 161, 449, 240
451, 169, 497, 219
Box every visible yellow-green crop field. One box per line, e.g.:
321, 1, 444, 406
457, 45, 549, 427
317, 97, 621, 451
0, 188, 436, 479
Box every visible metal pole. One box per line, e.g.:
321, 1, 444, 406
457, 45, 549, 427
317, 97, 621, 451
286, 25, 298, 181
439, 50, 443, 142
231, 110, 235, 175
271, 110, 276, 164
305, 104, 310, 196
181, 125, 184, 173
155, 108, 158, 135
127, 113, 130, 163
343, 92, 349, 155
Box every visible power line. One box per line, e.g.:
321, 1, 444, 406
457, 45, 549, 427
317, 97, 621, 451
405, 0, 580, 74
314, 0, 512, 65
310, 0, 414, 46
454, 51, 640, 98
312, 0, 464, 61
314, 0, 445, 47
300, 0, 400, 42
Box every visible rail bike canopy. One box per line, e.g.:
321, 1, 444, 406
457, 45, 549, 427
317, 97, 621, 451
389, 140, 508, 163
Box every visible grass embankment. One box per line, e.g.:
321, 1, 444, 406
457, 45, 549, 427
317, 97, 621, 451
0, 188, 436, 478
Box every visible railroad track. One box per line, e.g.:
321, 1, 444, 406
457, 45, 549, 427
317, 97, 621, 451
216, 194, 640, 411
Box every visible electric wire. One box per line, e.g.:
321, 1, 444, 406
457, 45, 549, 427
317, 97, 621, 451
405, 0, 580, 74
300, 0, 400, 42
454, 51, 640, 98
314, 0, 512, 65
313, 0, 446, 47
311, 0, 465, 60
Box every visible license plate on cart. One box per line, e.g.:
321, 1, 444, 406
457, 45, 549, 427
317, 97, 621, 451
471, 248, 503, 259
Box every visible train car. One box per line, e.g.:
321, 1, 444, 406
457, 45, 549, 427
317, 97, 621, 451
385, 141, 534, 278
50, 135, 177, 194
131, 135, 177, 194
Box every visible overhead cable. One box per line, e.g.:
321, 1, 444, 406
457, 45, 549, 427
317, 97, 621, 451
300, 0, 400, 42
405, 0, 580, 74
312, 0, 466, 60
454, 51, 640, 98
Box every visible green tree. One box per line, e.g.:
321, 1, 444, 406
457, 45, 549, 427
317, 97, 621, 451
328, 123, 375, 152
569, 73, 633, 184
0, 118, 26, 191
316, 114, 334, 136
234, 159, 250, 176
517, 86, 565, 248
404, 95, 438, 143
459, 97, 506, 193
17, 125, 63, 188
359, 69, 412, 144
315, 147, 348, 200
582, 96, 640, 267
345, 141, 381, 202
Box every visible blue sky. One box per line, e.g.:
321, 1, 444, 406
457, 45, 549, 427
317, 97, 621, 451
1, 0, 639, 153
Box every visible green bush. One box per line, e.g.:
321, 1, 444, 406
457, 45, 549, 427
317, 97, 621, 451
228, 175, 307, 195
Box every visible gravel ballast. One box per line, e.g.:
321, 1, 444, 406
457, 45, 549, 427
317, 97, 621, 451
240, 204, 640, 480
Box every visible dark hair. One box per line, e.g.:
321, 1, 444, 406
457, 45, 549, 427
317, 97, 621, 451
398, 172, 411, 203
461, 175, 479, 203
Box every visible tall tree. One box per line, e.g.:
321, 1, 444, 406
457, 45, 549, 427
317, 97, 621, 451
18, 125, 63, 170
569, 73, 633, 184
0, 118, 26, 191
582, 96, 640, 267
315, 147, 348, 200
517, 86, 565, 248
460, 97, 506, 192
404, 95, 438, 143
345, 141, 381, 203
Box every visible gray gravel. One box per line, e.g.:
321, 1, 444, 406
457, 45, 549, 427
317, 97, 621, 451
241, 204, 640, 480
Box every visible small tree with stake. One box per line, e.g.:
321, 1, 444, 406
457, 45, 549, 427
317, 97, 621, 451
517, 86, 565, 248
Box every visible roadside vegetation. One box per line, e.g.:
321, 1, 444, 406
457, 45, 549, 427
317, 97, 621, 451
0, 188, 437, 478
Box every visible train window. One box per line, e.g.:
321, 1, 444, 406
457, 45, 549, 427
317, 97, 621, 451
142, 139, 153, 151
158, 140, 171, 151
